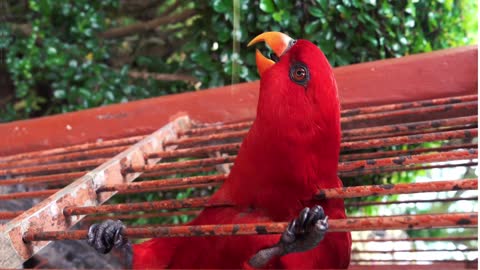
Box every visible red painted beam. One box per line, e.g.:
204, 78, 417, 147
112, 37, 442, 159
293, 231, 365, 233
0, 46, 476, 156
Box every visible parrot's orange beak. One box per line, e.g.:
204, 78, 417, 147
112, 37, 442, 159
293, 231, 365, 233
247, 32, 294, 77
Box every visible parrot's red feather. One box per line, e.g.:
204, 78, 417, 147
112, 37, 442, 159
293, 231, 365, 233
133, 39, 351, 269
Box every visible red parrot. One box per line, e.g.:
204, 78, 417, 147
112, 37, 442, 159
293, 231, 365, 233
88, 32, 352, 269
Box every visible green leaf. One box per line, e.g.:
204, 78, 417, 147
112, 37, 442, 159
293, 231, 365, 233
260, 0, 275, 13
308, 7, 324, 18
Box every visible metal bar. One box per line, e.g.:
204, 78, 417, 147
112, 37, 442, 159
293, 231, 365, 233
63, 197, 231, 216
128, 148, 476, 179
0, 135, 144, 163
140, 166, 219, 179
339, 161, 477, 177
164, 130, 247, 148
142, 121, 478, 163
341, 95, 477, 117
354, 248, 478, 253
341, 128, 477, 151
179, 121, 253, 137
350, 259, 477, 263
0, 189, 58, 201
83, 210, 201, 222
340, 143, 477, 161
63, 179, 476, 215
0, 171, 86, 186
345, 196, 478, 207
338, 149, 477, 172
0, 211, 24, 220
342, 115, 477, 140
349, 263, 477, 270
0, 158, 108, 177
146, 143, 241, 160
0, 146, 127, 170
23, 212, 478, 241
352, 236, 478, 242
315, 178, 477, 199
0, 116, 191, 269
123, 156, 236, 174
98, 174, 227, 193
341, 101, 477, 124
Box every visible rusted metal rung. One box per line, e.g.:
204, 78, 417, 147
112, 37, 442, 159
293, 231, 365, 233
0, 158, 108, 177
341, 94, 477, 117
342, 115, 477, 140
338, 149, 477, 172
146, 143, 241, 160
83, 210, 201, 222
345, 196, 478, 207
340, 143, 477, 161
0, 189, 59, 201
0, 171, 86, 186
0, 135, 145, 163
352, 236, 478, 242
354, 248, 478, 253
123, 156, 236, 174
140, 166, 219, 179
164, 130, 246, 148
315, 178, 477, 199
341, 100, 476, 124
351, 259, 477, 263
125, 148, 476, 178
0, 211, 24, 220
0, 146, 127, 170
339, 161, 477, 177
98, 174, 226, 193
63, 197, 229, 216
179, 121, 253, 137
341, 128, 477, 151
62, 179, 476, 215
1, 150, 475, 201
23, 212, 478, 241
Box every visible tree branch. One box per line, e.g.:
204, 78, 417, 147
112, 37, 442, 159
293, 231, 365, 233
100, 9, 196, 39
128, 70, 197, 83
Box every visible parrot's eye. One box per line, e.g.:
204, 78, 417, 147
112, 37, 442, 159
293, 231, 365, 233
289, 63, 309, 86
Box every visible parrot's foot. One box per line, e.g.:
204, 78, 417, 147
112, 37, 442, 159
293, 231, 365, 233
88, 220, 127, 254
87, 219, 133, 267
248, 205, 328, 268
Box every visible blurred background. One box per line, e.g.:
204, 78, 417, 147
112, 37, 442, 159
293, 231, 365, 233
0, 0, 477, 123
0, 0, 477, 268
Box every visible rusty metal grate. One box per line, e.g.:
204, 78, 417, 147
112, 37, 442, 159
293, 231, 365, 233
0, 93, 477, 269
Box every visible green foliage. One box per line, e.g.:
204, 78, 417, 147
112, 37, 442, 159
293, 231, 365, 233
3, 0, 191, 121
3, 0, 477, 122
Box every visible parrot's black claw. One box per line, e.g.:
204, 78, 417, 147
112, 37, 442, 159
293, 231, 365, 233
87, 219, 128, 254
248, 205, 328, 268
279, 205, 328, 255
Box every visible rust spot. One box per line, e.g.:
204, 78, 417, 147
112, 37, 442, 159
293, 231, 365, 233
452, 184, 461, 190
232, 225, 240, 235
393, 157, 406, 165
431, 120, 441, 128
189, 226, 205, 236
456, 218, 472, 225
380, 184, 394, 190
255, 226, 268, 235
366, 159, 376, 165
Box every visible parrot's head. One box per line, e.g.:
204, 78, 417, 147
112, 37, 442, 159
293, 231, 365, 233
248, 32, 341, 167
